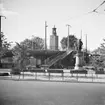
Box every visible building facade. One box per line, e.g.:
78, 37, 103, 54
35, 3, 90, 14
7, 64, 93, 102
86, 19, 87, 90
50, 26, 59, 50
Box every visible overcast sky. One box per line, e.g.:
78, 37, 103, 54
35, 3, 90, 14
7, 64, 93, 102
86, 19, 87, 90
1, 0, 105, 51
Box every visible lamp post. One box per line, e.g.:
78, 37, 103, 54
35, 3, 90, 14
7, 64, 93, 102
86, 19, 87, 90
0, 15, 6, 68
44, 21, 48, 65
66, 24, 71, 49
85, 34, 87, 63
45, 21, 48, 50
0, 15, 6, 48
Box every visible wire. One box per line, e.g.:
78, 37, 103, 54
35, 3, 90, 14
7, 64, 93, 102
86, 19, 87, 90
94, 1, 105, 11
87, 1, 105, 14
44, 1, 105, 28
68, 0, 105, 20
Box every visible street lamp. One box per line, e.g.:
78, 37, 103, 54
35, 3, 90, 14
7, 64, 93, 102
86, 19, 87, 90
66, 24, 71, 49
0, 15, 6, 49
0, 15, 6, 68
45, 21, 48, 50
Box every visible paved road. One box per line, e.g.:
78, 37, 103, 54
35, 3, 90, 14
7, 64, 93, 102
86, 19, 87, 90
0, 80, 105, 105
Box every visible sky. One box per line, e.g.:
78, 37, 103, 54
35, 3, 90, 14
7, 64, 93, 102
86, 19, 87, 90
0, 0, 105, 51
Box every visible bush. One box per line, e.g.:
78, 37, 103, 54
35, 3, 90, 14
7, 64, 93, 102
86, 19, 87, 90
10, 68, 20, 75
95, 70, 104, 74
70, 70, 87, 74
95, 67, 104, 74
47, 69, 63, 73
0, 73, 9, 76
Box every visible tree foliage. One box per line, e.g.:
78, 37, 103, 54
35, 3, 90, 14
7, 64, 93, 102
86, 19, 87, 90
60, 35, 77, 50
1, 32, 11, 49
88, 54, 105, 72
20, 36, 44, 50
87, 38, 105, 70
0, 32, 12, 58
12, 42, 29, 71
92, 38, 105, 55
12, 36, 44, 70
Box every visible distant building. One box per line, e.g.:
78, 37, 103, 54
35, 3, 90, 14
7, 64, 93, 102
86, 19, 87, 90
50, 26, 59, 50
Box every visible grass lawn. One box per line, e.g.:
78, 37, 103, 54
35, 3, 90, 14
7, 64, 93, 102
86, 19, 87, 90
0, 80, 105, 105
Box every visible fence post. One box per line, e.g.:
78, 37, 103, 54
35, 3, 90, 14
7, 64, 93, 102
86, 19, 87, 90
85, 73, 86, 77
35, 72, 37, 80
23, 71, 24, 79
71, 73, 73, 77
92, 73, 93, 82
18, 70, 21, 80
96, 73, 98, 78
49, 73, 50, 80
62, 72, 64, 81
77, 73, 78, 82
11, 73, 12, 78
19, 73, 20, 80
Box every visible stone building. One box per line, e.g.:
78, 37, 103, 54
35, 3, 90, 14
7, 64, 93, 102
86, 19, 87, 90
50, 26, 58, 50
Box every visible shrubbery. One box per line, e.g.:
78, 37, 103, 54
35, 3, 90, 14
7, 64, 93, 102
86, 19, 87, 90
95, 67, 105, 74
70, 70, 87, 74
10, 68, 20, 75
95, 70, 104, 74
0, 73, 9, 76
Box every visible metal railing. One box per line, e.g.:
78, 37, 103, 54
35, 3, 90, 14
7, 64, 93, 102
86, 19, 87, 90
46, 50, 73, 67
45, 51, 65, 64
9, 69, 105, 83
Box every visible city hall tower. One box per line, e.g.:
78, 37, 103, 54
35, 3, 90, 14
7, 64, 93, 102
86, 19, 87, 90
50, 26, 58, 50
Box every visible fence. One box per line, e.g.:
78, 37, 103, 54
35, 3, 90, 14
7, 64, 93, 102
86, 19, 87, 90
9, 69, 105, 83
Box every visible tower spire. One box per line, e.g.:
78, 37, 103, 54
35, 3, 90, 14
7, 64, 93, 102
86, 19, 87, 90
52, 25, 57, 35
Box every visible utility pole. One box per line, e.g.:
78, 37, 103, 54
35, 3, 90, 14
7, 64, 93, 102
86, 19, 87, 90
80, 30, 82, 40
0, 15, 6, 68
80, 30, 85, 65
85, 34, 87, 64
86, 34, 87, 54
0, 15, 6, 49
31, 35, 34, 50
45, 21, 48, 50
0, 16, 1, 49
66, 24, 71, 49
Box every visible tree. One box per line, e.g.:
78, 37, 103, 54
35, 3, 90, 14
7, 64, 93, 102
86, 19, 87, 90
60, 35, 77, 50
93, 38, 105, 55
92, 38, 105, 67
89, 54, 105, 73
12, 36, 44, 77
0, 32, 12, 67
86, 38, 105, 72
12, 42, 30, 78
31, 36, 44, 50
99, 38, 105, 54
0, 32, 11, 56
13, 42, 30, 69
20, 36, 44, 50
